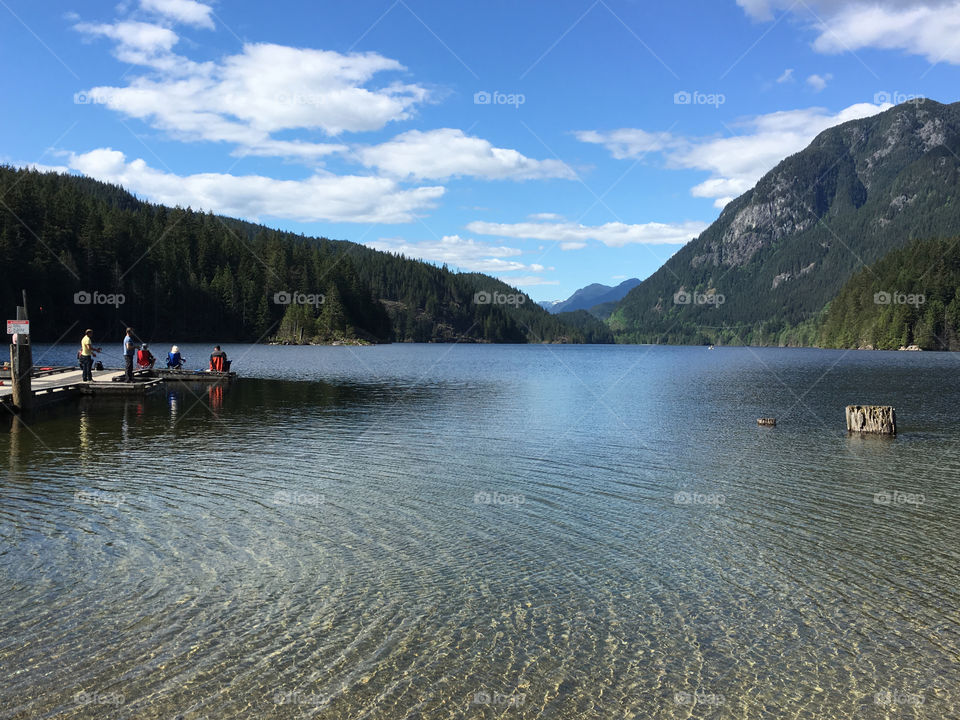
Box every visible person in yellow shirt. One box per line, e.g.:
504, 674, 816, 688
79, 329, 101, 382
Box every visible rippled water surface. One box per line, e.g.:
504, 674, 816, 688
2, 344, 959, 719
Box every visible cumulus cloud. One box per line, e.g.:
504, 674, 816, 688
465, 219, 708, 247
806, 73, 833, 91
364, 235, 548, 274
578, 102, 888, 207
73, 29, 431, 159
738, 0, 960, 64
140, 0, 214, 29
75, 21, 182, 70
355, 129, 575, 181
58, 148, 443, 223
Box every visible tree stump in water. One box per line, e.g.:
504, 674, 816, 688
846, 405, 896, 435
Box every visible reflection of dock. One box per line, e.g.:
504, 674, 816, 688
1, 365, 235, 412
148, 369, 236, 382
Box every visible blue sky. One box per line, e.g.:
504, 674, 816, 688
2, 0, 958, 301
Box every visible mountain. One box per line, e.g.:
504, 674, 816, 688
819, 236, 960, 351
0, 166, 602, 345
545, 278, 641, 314
608, 100, 960, 345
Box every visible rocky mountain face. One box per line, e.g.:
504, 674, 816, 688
608, 100, 960, 344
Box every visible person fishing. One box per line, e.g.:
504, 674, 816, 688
122, 328, 139, 382
78, 329, 101, 382
166, 345, 185, 369
209, 345, 228, 372
137, 343, 157, 369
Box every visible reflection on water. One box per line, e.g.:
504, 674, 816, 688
1, 345, 959, 719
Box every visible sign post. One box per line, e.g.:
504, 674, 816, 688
8, 293, 32, 411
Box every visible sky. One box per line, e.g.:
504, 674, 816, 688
1, 0, 958, 302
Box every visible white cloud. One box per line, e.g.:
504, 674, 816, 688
59, 148, 443, 223
466, 219, 708, 247
813, 2, 960, 63
75, 36, 431, 158
140, 0, 214, 29
364, 235, 548, 274
355, 129, 574, 181
777, 68, 795, 83
738, 0, 960, 64
574, 128, 679, 160
75, 21, 182, 70
578, 102, 888, 207
528, 212, 563, 220
806, 73, 832, 91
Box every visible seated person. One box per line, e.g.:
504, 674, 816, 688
166, 345, 185, 369
209, 345, 228, 372
137, 344, 156, 369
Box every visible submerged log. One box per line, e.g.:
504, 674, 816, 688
846, 405, 896, 435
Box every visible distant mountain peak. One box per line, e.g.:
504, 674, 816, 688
546, 277, 641, 314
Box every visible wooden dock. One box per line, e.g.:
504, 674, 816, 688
1, 365, 235, 412
2, 293, 235, 415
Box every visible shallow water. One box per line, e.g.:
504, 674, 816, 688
1, 344, 958, 718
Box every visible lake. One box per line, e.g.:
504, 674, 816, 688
1, 343, 958, 718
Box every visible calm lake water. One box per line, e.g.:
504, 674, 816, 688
1, 344, 959, 719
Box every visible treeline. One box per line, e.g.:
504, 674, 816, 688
819, 237, 960, 350
554, 310, 615, 343
0, 167, 598, 345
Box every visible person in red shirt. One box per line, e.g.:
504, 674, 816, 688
136, 343, 156, 369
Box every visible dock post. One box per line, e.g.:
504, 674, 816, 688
9, 295, 32, 412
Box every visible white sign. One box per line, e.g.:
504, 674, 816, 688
6, 320, 29, 335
